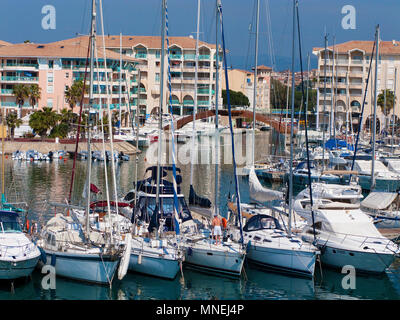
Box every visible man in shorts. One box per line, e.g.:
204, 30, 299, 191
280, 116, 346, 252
211, 213, 222, 245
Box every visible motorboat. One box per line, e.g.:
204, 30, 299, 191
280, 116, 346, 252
293, 197, 400, 273
0, 210, 40, 280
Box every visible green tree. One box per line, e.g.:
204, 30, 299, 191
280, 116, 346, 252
65, 80, 87, 111
27, 84, 42, 110
222, 90, 250, 108
29, 107, 60, 139
5, 112, 22, 140
377, 89, 396, 116
12, 84, 29, 118
49, 108, 78, 138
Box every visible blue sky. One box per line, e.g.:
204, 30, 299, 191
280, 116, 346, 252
0, 0, 398, 71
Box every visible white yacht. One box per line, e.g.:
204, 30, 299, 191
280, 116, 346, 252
293, 197, 400, 273
0, 209, 40, 280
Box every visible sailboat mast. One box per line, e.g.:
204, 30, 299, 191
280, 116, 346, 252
252, 0, 260, 167
392, 68, 397, 154
190, 0, 200, 188
156, 0, 167, 210
322, 33, 327, 171
134, 69, 141, 209
305, 53, 310, 126
371, 25, 379, 190
85, 0, 96, 239
288, 0, 296, 237
214, 0, 220, 215
119, 32, 122, 133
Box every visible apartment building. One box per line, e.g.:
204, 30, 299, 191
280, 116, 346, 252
221, 65, 271, 113
313, 40, 400, 131
0, 41, 138, 118
54, 35, 222, 119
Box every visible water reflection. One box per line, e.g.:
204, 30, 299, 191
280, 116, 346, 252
1, 132, 400, 300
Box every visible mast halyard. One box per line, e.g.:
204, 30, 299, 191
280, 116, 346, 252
252, 0, 260, 168
155, 0, 167, 224
190, 0, 200, 190
85, 0, 97, 241
371, 25, 380, 190
214, 0, 220, 215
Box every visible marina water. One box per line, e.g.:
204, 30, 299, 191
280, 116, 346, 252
2, 131, 400, 300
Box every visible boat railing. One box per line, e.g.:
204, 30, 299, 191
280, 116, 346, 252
321, 230, 396, 251
0, 242, 35, 257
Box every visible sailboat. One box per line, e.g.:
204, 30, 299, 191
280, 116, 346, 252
177, 0, 246, 277
229, 0, 319, 278
37, 0, 128, 286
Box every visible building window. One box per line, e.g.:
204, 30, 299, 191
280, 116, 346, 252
48, 60, 54, 69
47, 99, 53, 108
155, 73, 160, 83
47, 85, 54, 94
66, 72, 69, 78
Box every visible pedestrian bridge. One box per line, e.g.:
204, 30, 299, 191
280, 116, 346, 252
163, 109, 293, 134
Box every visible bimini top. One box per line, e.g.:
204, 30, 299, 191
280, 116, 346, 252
361, 192, 397, 210
243, 214, 282, 232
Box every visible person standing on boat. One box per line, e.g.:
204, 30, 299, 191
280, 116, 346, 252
212, 213, 222, 245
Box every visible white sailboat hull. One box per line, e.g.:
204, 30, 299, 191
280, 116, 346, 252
129, 252, 180, 280
41, 250, 120, 285
183, 244, 245, 277
246, 245, 317, 278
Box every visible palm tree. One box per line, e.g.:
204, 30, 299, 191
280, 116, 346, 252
5, 111, 22, 140
12, 84, 29, 118
65, 80, 87, 111
29, 107, 60, 139
28, 84, 42, 110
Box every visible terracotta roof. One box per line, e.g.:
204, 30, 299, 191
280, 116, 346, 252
313, 40, 400, 55
0, 42, 138, 62
0, 40, 11, 46
51, 35, 216, 50
257, 65, 272, 70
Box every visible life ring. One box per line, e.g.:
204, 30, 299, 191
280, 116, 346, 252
222, 217, 227, 229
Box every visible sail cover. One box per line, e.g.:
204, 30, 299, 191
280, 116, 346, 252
361, 192, 397, 210
249, 167, 283, 202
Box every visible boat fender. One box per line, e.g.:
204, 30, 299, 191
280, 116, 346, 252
51, 254, 56, 266
222, 218, 227, 229
118, 233, 132, 280
138, 253, 142, 265
38, 247, 47, 263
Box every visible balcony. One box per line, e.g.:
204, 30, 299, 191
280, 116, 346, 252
197, 101, 209, 106
135, 53, 147, 59
1, 76, 38, 82
183, 100, 194, 106
184, 54, 196, 60
3, 63, 39, 69
170, 54, 182, 60
1, 89, 13, 95
199, 55, 210, 60
2, 102, 30, 107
